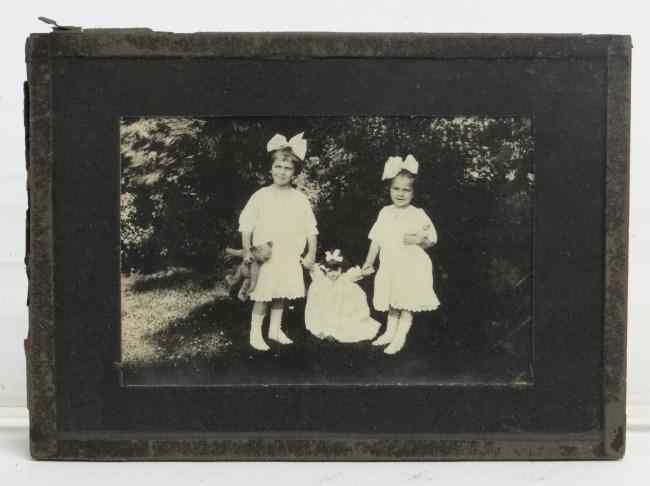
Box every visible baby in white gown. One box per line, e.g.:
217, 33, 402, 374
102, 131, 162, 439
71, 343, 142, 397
305, 249, 380, 343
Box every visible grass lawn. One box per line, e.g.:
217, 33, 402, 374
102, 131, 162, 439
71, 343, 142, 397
121, 268, 232, 366
120, 267, 532, 386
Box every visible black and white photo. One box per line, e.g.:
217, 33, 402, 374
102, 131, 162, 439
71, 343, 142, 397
120, 115, 534, 386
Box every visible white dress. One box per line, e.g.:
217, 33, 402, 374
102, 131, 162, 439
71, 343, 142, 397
305, 266, 381, 343
368, 205, 441, 312
238, 186, 318, 301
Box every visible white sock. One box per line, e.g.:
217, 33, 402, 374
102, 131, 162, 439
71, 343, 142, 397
384, 311, 413, 355
249, 313, 269, 351
372, 311, 399, 346
269, 307, 293, 344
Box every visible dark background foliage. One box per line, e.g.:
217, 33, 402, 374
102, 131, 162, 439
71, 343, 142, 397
121, 116, 533, 357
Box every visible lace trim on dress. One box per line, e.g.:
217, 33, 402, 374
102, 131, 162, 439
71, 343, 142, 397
250, 293, 305, 302
374, 304, 440, 313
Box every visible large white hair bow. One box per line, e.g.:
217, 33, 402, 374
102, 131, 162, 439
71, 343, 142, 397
381, 154, 419, 180
325, 249, 343, 263
266, 132, 307, 160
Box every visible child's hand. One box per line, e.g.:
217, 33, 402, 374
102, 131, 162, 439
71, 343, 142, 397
361, 264, 375, 276
243, 249, 254, 264
403, 232, 423, 246
301, 254, 316, 270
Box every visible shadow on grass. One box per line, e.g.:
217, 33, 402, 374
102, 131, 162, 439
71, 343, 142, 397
129, 267, 219, 293
121, 266, 533, 386
147, 296, 248, 361
125, 292, 532, 386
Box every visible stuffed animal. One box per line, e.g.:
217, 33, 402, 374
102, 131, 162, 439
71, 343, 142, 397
224, 242, 273, 302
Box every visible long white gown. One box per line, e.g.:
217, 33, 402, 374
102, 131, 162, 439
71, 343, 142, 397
305, 266, 381, 343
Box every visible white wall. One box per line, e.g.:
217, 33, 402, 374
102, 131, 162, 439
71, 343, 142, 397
1, 0, 648, 424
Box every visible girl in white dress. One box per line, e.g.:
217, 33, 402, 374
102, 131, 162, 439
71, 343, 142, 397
362, 155, 440, 354
305, 249, 380, 343
239, 133, 318, 351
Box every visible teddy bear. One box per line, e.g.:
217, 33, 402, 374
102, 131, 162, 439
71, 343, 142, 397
224, 242, 273, 302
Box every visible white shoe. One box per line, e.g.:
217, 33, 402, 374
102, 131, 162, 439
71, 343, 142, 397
250, 322, 270, 351
250, 336, 270, 351
383, 337, 406, 355
373, 314, 398, 346
269, 329, 293, 345
371, 332, 394, 346
383, 314, 412, 354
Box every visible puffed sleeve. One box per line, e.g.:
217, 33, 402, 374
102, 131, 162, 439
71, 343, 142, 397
419, 208, 438, 245
238, 190, 260, 233
368, 207, 387, 242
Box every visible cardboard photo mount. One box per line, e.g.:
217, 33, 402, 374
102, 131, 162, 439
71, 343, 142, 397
25, 31, 630, 460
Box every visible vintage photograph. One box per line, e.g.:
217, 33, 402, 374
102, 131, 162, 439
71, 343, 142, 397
119, 116, 534, 386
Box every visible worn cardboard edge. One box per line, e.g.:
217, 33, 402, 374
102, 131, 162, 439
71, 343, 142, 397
602, 36, 631, 459
45, 437, 608, 461
47, 431, 606, 461
26, 34, 58, 459
26, 32, 631, 60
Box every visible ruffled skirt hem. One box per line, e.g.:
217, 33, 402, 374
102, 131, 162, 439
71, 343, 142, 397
250, 293, 305, 302
373, 303, 440, 313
